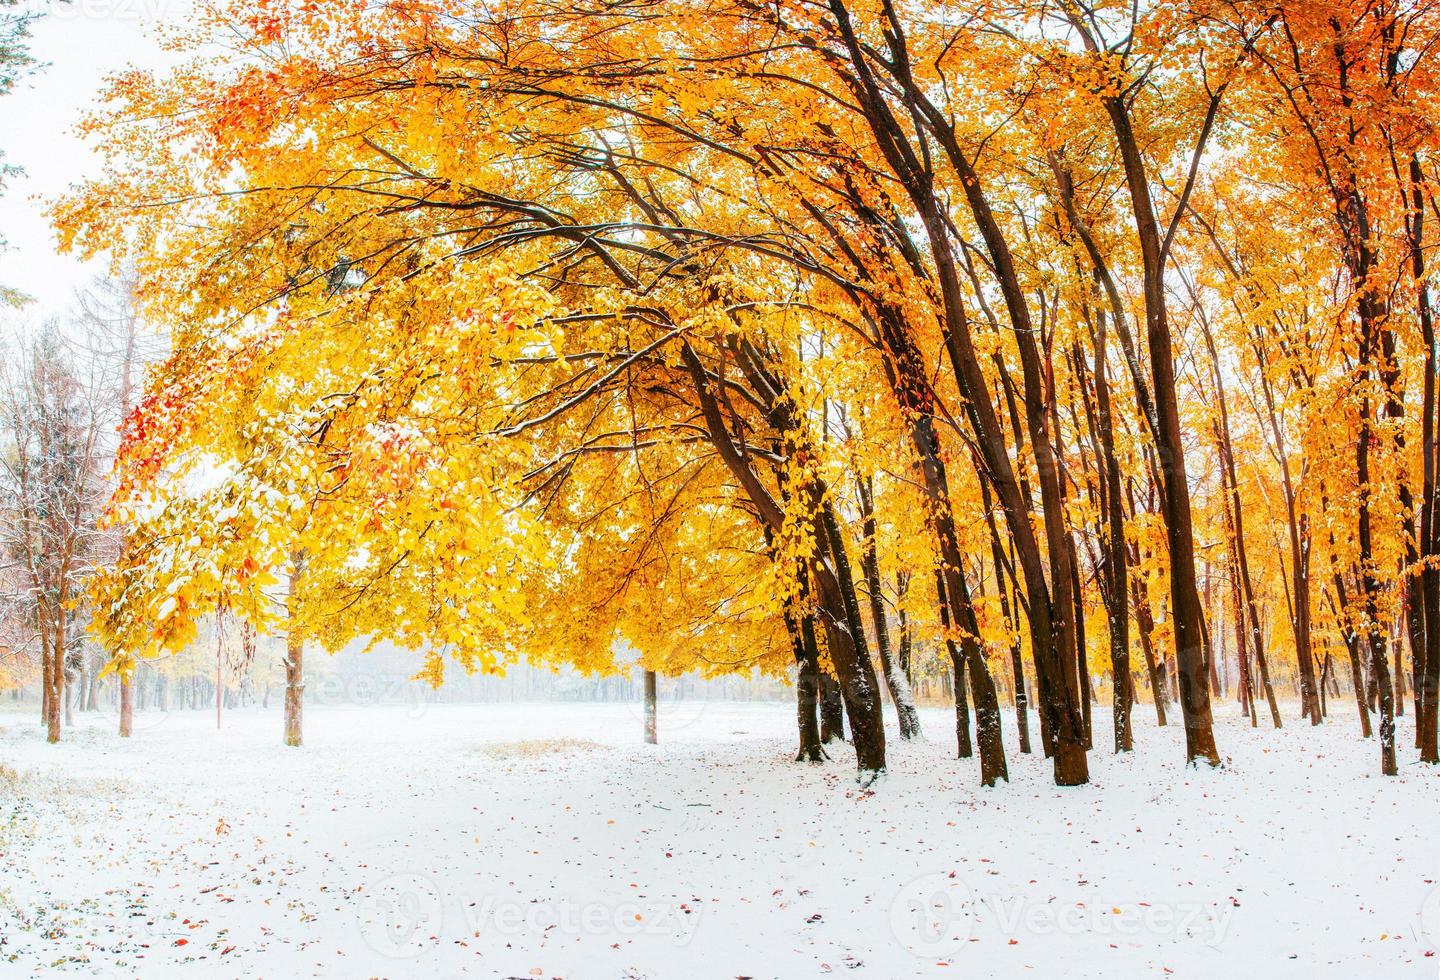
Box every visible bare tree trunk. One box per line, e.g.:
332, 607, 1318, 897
86, 664, 100, 712
283, 633, 303, 747
643, 669, 657, 745
1009, 637, 1032, 754
896, 579, 914, 685
119, 668, 134, 737
40, 625, 52, 734
1400, 154, 1440, 760
63, 668, 75, 729
47, 610, 63, 744
283, 561, 305, 746
1204, 337, 1284, 735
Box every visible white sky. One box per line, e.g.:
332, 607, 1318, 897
0, 0, 184, 315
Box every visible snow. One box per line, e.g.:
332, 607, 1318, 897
1, 698, 1437, 978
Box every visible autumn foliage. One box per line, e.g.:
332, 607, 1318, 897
50, 0, 1440, 784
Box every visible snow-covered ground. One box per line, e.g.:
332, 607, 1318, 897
0, 696, 1436, 978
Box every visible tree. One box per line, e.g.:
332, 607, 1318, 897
0, 326, 109, 742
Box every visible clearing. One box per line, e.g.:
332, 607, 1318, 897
0, 699, 1435, 978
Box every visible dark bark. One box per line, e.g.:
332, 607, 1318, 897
935, 569, 973, 759
1088, 305, 1133, 751
856, 476, 921, 739
1077, 30, 1219, 765
1412, 152, 1440, 761
1338, 592, 1373, 739
1201, 317, 1282, 730
784, 593, 826, 762
1358, 334, 1399, 776
982, 483, 1031, 753
817, 503, 888, 780
681, 340, 886, 780
822, 5, 1076, 783
820, 673, 846, 744
1131, 573, 1168, 727
1228, 551, 1259, 729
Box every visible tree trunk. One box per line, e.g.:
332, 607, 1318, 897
1071, 554, 1093, 750
283, 633, 304, 748
1206, 353, 1283, 734
1132, 575, 1168, 726
1225, 531, 1259, 729
119, 667, 134, 738
817, 503, 888, 782
1343, 618, 1373, 739
1318, 654, 1330, 718
1090, 310, 1132, 751
899, 412, 1006, 784
1401, 154, 1440, 760
819, 673, 845, 744
856, 476, 921, 739
39, 624, 53, 735
47, 610, 63, 744
86, 665, 100, 712
1101, 87, 1219, 766
949, 647, 972, 758
681, 339, 884, 781
896, 581, 914, 685
1394, 643, 1407, 719
788, 608, 825, 762
643, 669, 657, 745
284, 561, 305, 746
1358, 351, 1398, 775
982, 486, 1031, 753
935, 569, 973, 759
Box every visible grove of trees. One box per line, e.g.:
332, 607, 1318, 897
5, 0, 1440, 788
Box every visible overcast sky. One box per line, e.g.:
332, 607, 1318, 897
0, 0, 183, 315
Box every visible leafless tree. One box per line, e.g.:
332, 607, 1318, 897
0, 323, 111, 741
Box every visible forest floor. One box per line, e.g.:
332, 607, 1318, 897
0, 696, 1436, 978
